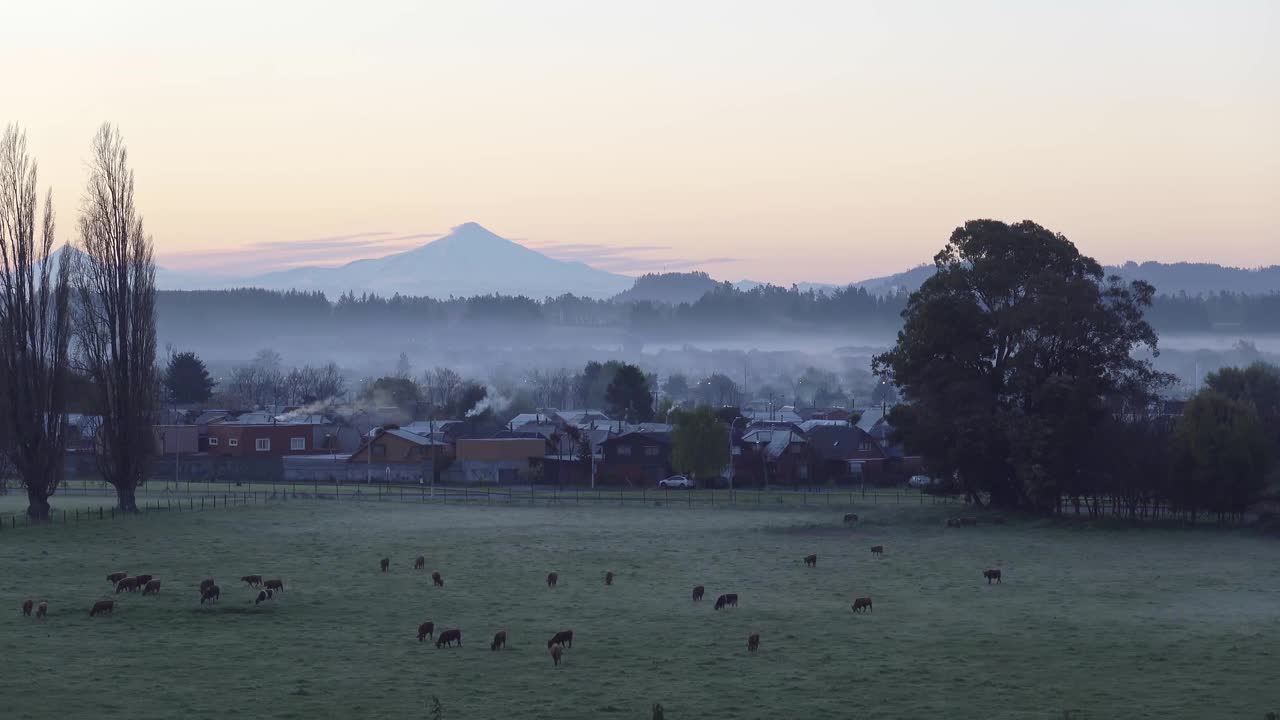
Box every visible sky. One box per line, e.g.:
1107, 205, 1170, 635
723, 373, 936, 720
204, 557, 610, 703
2, 0, 1276, 283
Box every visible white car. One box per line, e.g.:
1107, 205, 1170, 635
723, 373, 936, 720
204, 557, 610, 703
659, 475, 695, 489
907, 475, 938, 489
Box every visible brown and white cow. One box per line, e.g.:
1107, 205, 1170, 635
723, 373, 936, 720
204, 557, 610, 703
692, 585, 705, 602
21, 599, 33, 617
380, 557, 390, 573
414, 556, 425, 570
115, 577, 139, 594
35, 601, 47, 618
546, 572, 559, 587
604, 571, 614, 586
714, 593, 738, 611
435, 629, 462, 648
264, 579, 285, 592
241, 575, 263, 587
549, 643, 564, 666
200, 584, 220, 604
107, 571, 128, 584
431, 571, 444, 587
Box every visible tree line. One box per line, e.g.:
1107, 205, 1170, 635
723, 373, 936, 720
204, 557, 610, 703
875, 220, 1277, 520
1, 124, 159, 519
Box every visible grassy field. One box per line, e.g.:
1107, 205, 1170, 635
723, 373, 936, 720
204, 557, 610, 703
4, 501, 1279, 719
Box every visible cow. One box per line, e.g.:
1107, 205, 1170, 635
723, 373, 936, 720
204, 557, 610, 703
418, 622, 435, 642
380, 557, 390, 573
804, 554, 817, 568
747, 633, 760, 652
435, 629, 461, 648
107, 571, 128, 584
115, 577, 139, 594
134, 574, 154, 588
241, 575, 263, 587
843, 513, 858, 523
143, 579, 162, 595
431, 571, 444, 587
852, 597, 873, 613
255, 590, 271, 605
546, 572, 559, 587
264, 579, 284, 592
692, 585, 705, 602
414, 556, 425, 570
550, 643, 564, 666
491, 630, 507, 651
714, 593, 738, 611
547, 630, 574, 649
870, 545, 884, 556
21, 599, 33, 617
200, 579, 216, 593
90, 600, 114, 617
200, 584, 220, 604
983, 569, 1002, 584
604, 571, 614, 586
35, 601, 47, 619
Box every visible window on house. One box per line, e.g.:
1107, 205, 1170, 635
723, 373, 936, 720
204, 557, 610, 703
208, 437, 219, 447
228, 438, 239, 447
644, 446, 659, 456
290, 437, 306, 451
255, 438, 270, 452
616, 446, 631, 456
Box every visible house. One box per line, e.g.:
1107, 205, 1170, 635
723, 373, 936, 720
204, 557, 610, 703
205, 415, 335, 457
347, 428, 449, 482
733, 427, 810, 487
153, 425, 199, 455
598, 431, 672, 486
797, 420, 886, 484
450, 438, 547, 484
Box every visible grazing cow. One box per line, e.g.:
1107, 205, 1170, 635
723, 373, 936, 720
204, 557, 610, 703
550, 643, 564, 666
431, 571, 444, 587
134, 574, 154, 588
22, 599, 33, 617
547, 630, 574, 649
200, 584, 221, 604
804, 554, 817, 568
714, 593, 738, 611
747, 633, 760, 652
959, 517, 978, 527
546, 572, 559, 587
264, 579, 284, 592
200, 579, 216, 593
107, 571, 128, 584
418, 621, 435, 642
241, 575, 263, 587
604, 571, 614, 586
852, 597, 873, 613
90, 600, 114, 617
36, 601, 47, 619
435, 629, 462, 648
115, 577, 139, 594
255, 590, 270, 605
491, 630, 507, 651
380, 558, 390, 573
692, 585, 705, 602
143, 579, 162, 595
414, 556, 425, 570
843, 513, 858, 523
983, 569, 1002, 584
870, 545, 884, 556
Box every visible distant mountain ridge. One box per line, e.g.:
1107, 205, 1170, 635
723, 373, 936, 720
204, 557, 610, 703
145, 223, 1280, 301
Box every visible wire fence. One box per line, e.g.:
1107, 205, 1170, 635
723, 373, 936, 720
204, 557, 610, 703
0, 482, 963, 530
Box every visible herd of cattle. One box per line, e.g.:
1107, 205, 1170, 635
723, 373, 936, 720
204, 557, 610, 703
20, 571, 288, 620
18, 511, 1004, 662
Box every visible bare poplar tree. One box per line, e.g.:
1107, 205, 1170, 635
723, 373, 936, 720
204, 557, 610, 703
73, 123, 158, 512
0, 125, 74, 520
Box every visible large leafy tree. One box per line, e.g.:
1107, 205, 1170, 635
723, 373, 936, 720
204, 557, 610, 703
163, 350, 215, 404
1173, 390, 1272, 521
1205, 362, 1280, 452
605, 363, 654, 422
671, 406, 728, 482
874, 219, 1169, 512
